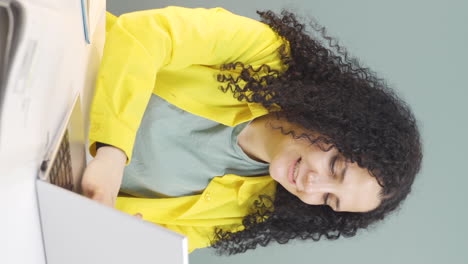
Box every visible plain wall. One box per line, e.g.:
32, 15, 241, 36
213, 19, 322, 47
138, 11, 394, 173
106, 0, 468, 263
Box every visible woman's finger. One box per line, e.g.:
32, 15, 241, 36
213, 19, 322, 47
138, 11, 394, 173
134, 213, 143, 219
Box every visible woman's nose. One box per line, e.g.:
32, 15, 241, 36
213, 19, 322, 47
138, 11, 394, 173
301, 170, 336, 193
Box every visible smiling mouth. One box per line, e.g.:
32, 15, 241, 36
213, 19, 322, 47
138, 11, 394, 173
289, 157, 301, 185
293, 158, 301, 182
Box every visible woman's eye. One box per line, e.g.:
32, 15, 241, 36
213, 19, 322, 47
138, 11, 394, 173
330, 155, 338, 177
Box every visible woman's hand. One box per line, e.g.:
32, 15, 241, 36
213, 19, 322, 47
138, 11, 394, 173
133, 213, 143, 219
81, 145, 127, 208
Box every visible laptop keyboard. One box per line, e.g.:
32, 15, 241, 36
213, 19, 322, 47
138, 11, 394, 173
47, 130, 74, 191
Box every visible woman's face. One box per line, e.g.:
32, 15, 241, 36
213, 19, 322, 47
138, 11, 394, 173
264, 120, 383, 213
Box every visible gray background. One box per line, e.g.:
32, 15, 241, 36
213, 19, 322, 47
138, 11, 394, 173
107, 0, 468, 263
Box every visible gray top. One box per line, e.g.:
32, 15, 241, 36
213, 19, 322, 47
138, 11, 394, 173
120, 94, 270, 198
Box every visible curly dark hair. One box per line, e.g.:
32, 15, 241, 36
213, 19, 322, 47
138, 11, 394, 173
210, 9, 423, 255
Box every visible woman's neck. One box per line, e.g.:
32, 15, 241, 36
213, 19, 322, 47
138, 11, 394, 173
237, 115, 273, 164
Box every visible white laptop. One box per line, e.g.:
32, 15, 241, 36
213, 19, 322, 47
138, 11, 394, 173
36, 93, 188, 264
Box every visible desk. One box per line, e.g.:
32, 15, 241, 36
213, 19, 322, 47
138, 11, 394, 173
0, 0, 106, 263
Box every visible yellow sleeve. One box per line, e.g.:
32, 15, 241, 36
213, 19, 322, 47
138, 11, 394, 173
161, 223, 245, 253
162, 224, 215, 253
88, 6, 286, 165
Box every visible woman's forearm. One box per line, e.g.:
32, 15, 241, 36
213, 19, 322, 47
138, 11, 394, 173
95, 144, 127, 167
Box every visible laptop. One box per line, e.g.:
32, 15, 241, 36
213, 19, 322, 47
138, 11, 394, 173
36, 91, 188, 264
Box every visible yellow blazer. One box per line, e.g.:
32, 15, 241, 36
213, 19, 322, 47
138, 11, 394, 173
88, 7, 288, 252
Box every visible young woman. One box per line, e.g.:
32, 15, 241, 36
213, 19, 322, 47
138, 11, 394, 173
81, 6, 422, 254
